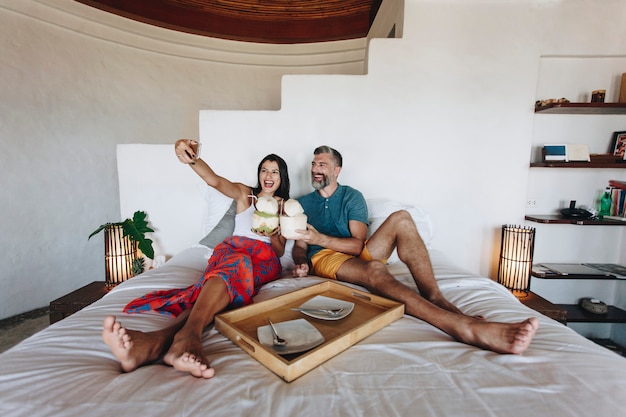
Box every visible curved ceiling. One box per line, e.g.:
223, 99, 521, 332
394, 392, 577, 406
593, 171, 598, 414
75, 0, 384, 44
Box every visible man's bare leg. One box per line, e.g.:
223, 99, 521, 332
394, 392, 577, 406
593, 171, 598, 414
336, 259, 539, 354
365, 210, 464, 315
102, 314, 185, 372
162, 277, 230, 378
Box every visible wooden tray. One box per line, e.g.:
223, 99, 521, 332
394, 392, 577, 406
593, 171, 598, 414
215, 281, 404, 382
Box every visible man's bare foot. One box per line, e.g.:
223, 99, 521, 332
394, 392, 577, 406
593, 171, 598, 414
102, 316, 164, 372
163, 330, 215, 379
459, 317, 540, 354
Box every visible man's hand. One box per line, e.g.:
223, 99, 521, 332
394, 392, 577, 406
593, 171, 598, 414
291, 223, 321, 245
292, 263, 309, 278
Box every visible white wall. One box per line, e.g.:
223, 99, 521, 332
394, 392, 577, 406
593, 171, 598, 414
0, 0, 371, 319
2, 0, 626, 320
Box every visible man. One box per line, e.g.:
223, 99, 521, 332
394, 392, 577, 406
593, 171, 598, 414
291, 145, 538, 354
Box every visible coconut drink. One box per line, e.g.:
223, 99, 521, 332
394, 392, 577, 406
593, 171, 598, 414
280, 199, 307, 239
251, 196, 279, 234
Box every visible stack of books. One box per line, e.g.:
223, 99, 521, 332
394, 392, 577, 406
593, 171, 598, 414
604, 180, 626, 221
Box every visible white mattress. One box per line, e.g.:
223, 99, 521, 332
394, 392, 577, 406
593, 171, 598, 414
0, 246, 624, 417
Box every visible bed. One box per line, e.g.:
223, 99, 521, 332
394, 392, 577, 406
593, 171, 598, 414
1, 145, 625, 417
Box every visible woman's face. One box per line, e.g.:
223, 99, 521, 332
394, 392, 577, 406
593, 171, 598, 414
258, 160, 281, 196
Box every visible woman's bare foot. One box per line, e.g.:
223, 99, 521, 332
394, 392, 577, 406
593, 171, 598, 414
458, 317, 540, 354
163, 329, 215, 379
102, 316, 165, 372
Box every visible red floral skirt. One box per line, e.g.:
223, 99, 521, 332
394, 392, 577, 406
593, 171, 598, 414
123, 236, 282, 317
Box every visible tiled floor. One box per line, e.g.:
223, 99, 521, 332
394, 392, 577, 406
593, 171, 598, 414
0, 308, 50, 353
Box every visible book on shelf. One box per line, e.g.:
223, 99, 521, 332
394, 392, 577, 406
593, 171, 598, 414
605, 181, 626, 217
532, 263, 611, 277
583, 263, 626, 278
609, 179, 626, 189
533, 263, 626, 279
611, 188, 621, 216
619, 189, 626, 216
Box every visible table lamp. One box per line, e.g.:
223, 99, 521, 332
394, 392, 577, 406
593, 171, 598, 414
104, 224, 138, 288
497, 224, 535, 298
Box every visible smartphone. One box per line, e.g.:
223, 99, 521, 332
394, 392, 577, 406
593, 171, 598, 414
189, 141, 201, 159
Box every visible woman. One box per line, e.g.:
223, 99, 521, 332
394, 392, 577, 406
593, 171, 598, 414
102, 139, 290, 379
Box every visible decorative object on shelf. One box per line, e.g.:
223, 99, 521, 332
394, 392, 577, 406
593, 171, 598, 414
535, 97, 569, 110
609, 131, 626, 158
560, 200, 593, 219
89, 211, 155, 287
599, 188, 612, 219
591, 89, 606, 103
620, 73, 626, 103
609, 179, 626, 189
566, 144, 590, 162
590, 154, 624, 163
542, 144, 567, 162
497, 225, 535, 298
580, 297, 608, 315
541, 144, 590, 163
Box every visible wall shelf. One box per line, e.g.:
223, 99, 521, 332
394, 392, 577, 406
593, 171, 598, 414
535, 102, 626, 114
532, 273, 622, 280
525, 215, 626, 225
558, 304, 626, 323
530, 161, 626, 168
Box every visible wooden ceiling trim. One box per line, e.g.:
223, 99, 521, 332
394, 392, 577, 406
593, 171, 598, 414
74, 0, 382, 44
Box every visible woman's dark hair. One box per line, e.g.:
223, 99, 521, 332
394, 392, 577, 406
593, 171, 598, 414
252, 154, 290, 200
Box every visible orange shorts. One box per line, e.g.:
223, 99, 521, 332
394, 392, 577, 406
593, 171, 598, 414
310, 242, 387, 279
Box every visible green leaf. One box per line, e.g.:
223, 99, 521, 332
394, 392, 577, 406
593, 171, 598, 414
88, 223, 111, 240
89, 211, 155, 260
121, 211, 155, 260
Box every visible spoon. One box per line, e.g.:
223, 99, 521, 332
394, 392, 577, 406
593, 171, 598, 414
291, 307, 345, 316
268, 319, 287, 347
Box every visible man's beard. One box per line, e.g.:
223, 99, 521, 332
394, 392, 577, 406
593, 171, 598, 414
311, 173, 329, 190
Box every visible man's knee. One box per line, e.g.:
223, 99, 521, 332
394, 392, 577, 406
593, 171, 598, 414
361, 260, 394, 287
388, 210, 418, 233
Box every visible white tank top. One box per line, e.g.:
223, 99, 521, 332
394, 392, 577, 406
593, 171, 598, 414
232, 203, 271, 243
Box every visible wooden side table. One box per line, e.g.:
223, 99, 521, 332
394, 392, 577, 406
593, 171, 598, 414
49, 281, 109, 324
520, 291, 567, 324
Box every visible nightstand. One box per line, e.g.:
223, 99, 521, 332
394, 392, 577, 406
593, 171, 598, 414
520, 291, 567, 324
49, 281, 109, 324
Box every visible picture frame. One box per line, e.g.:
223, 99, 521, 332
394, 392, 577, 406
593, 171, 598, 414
609, 131, 626, 157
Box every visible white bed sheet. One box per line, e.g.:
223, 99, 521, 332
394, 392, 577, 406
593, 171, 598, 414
1, 247, 625, 417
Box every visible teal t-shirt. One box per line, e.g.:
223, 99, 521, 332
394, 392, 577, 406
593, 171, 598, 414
298, 184, 369, 260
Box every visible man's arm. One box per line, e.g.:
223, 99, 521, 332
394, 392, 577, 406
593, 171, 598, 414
296, 220, 367, 257
292, 239, 310, 277
291, 220, 367, 278
302, 220, 367, 256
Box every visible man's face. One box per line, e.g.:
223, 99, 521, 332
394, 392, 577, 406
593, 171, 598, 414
311, 153, 338, 190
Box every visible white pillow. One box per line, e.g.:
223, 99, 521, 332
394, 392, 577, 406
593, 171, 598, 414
366, 199, 434, 264
202, 186, 235, 235
280, 239, 295, 271
165, 245, 213, 271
